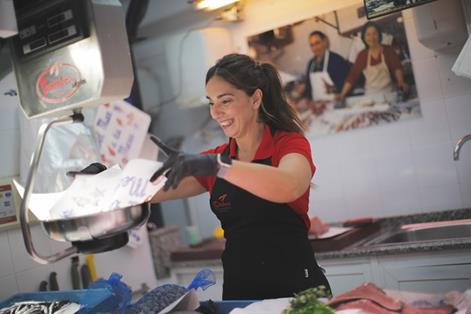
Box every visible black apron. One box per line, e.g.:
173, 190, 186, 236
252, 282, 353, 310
210, 145, 331, 300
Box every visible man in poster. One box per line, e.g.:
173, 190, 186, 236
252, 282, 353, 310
304, 31, 350, 101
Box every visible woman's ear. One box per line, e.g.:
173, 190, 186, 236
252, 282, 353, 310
252, 89, 263, 110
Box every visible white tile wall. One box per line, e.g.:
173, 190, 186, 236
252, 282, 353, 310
373, 148, 418, 192
406, 98, 451, 146
310, 158, 347, 201
436, 52, 471, 98
411, 141, 459, 188
0, 72, 20, 131
0, 71, 20, 178
445, 94, 471, 140
340, 156, 381, 201
0, 103, 19, 131
0, 275, 18, 300
307, 197, 349, 222
418, 183, 463, 212
411, 58, 444, 102
0, 232, 14, 278
15, 264, 55, 293
344, 194, 383, 219
8, 226, 53, 274
0, 129, 20, 177
377, 185, 423, 217
455, 143, 471, 207
370, 123, 414, 157
458, 177, 471, 207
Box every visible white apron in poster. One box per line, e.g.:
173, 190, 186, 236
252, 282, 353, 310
309, 50, 335, 101
363, 48, 394, 96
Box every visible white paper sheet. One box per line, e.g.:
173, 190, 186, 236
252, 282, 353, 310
94, 100, 151, 167
229, 298, 292, 314
14, 159, 166, 221
309, 226, 353, 240
159, 290, 199, 314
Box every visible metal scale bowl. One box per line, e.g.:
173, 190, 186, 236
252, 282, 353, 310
43, 204, 149, 254
10, 0, 138, 263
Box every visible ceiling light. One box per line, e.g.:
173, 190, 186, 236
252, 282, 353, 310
193, 0, 239, 11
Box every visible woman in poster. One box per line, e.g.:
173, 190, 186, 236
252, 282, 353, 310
337, 21, 409, 100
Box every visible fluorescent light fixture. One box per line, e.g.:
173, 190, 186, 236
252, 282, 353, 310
195, 0, 239, 11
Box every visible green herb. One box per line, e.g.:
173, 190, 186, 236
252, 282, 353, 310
282, 286, 334, 314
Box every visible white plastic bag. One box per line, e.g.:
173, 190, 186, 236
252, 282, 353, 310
18, 108, 99, 193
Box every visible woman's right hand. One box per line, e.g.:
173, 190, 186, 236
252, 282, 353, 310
150, 135, 220, 191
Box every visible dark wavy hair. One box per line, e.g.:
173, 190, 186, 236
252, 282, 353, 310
309, 30, 327, 40
205, 53, 304, 134
361, 21, 383, 47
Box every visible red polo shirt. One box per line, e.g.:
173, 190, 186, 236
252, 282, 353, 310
195, 124, 315, 230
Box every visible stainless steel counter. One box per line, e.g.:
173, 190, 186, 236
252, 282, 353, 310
170, 208, 471, 266
316, 208, 471, 260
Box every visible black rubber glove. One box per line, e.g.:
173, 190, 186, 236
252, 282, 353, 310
66, 162, 107, 177
150, 135, 219, 191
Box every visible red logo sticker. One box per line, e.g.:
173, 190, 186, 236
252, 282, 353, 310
35, 62, 84, 104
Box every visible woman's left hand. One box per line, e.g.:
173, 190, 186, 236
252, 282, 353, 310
150, 135, 219, 191
309, 216, 330, 237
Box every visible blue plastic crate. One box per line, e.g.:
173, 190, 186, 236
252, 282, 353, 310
0, 288, 118, 313
199, 300, 256, 314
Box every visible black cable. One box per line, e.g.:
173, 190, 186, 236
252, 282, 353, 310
124, 0, 150, 110
125, 0, 150, 43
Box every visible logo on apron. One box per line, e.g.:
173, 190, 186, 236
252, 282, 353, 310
212, 193, 232, 212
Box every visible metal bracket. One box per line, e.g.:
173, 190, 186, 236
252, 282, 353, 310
19, 111, 84, 264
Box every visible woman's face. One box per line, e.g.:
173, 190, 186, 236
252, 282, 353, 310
206, 75, 261, 139
364, 26, 380, 48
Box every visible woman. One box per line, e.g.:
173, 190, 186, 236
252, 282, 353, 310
337, 22, 408, 99
150, 53, 331, 300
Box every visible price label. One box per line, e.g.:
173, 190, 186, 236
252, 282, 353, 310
0, 184, 16, 225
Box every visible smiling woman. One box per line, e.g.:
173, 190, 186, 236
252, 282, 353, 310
206, 76, 262, 143
150, 53, 331, 300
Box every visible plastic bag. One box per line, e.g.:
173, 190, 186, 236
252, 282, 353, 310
126, 268, 216, 314
18, 108, 99, 193
187, 267, 216, 291
89, 272, 132, 314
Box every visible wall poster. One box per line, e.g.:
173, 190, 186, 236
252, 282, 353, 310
247, 3, 421, 137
